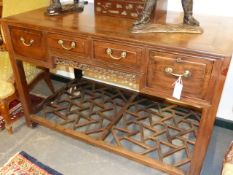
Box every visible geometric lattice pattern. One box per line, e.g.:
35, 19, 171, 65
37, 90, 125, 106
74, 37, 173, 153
106, 96, 200, 173
42, 80, 135, 140
37, 79, 201, 174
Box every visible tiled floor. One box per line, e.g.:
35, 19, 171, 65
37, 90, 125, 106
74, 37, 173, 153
0, 80, 232, 175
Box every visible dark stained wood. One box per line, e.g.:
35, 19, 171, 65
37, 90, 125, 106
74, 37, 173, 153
2, 3, 233, 175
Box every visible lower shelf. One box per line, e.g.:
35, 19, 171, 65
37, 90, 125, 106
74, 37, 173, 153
33, 78, 201, 175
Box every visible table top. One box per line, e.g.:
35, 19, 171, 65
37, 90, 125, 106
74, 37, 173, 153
2, 3, 233, 58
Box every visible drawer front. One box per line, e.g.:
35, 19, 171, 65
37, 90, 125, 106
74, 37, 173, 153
48, 34, 88, 57
93, 40, 144, 71
146, 51, 214, 99
10, 27, 46, 61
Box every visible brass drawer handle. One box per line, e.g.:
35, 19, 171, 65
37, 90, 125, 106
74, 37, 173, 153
20, 37, 34, 47
58, 40, 76, 50
165, 67, 191, 78
106, 48, 127, 60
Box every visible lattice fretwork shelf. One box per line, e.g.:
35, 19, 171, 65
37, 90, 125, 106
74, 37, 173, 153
34, 79, 201, 175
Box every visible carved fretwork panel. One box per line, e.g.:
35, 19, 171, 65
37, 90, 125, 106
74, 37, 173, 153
42, 80, 136, 140
106, 96, 200, 173
37, 79, 201, 174
95, 0, 145, 19
55, 57, 139, 90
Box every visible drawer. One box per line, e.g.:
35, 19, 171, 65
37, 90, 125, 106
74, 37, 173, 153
10, 27, 46, 61
93, 40, 144, 71
48, 34, 88, 57
146, 51, 214, 99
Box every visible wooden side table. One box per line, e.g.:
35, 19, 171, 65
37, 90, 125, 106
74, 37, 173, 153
2, 4, 233, 174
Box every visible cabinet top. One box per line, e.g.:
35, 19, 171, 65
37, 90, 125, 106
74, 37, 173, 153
2, 3, 233, 58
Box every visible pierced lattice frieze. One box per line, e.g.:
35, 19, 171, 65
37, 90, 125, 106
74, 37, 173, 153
36, 79, 201, 174
41, 79, 135, 140
106, 96, 201, 173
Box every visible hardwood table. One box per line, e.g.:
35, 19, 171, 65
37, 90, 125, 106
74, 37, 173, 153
2, 4, 233, 175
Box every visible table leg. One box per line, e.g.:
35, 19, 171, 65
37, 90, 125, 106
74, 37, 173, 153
10, 60, 32, 127
74, 68, 83, 79
189, 58, 230, 175
1, 23, 32, 127
189, 108, 213, 174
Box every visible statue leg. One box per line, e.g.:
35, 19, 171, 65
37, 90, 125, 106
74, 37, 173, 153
73, 0, 86, 10
182, 0, 200, 26
74, 0, 79, 4
134, 0, 157, 26
47, 0, 62, 15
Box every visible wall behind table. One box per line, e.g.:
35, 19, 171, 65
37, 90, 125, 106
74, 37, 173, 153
2, 0, 49, 17
60, 0, 233, 121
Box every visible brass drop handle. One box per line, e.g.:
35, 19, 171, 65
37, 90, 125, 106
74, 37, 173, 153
106, 48, 127, 60
20, 37, 34, 47
58, 40, 76, 51
165, 67, 191, 78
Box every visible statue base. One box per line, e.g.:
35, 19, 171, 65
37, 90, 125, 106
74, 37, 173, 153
45, 2, 87, 16
131, 23, 203, 34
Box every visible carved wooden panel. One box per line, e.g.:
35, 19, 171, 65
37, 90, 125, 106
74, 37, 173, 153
95, 0, 145, 19
37, 78, 201, 174
107, 96, 200, 174
55, 57, 139, 90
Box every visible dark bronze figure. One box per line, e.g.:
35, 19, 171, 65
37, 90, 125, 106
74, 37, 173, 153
46, 0, 87, 16
47, 0, 62, 15
134, 0, 199, 27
